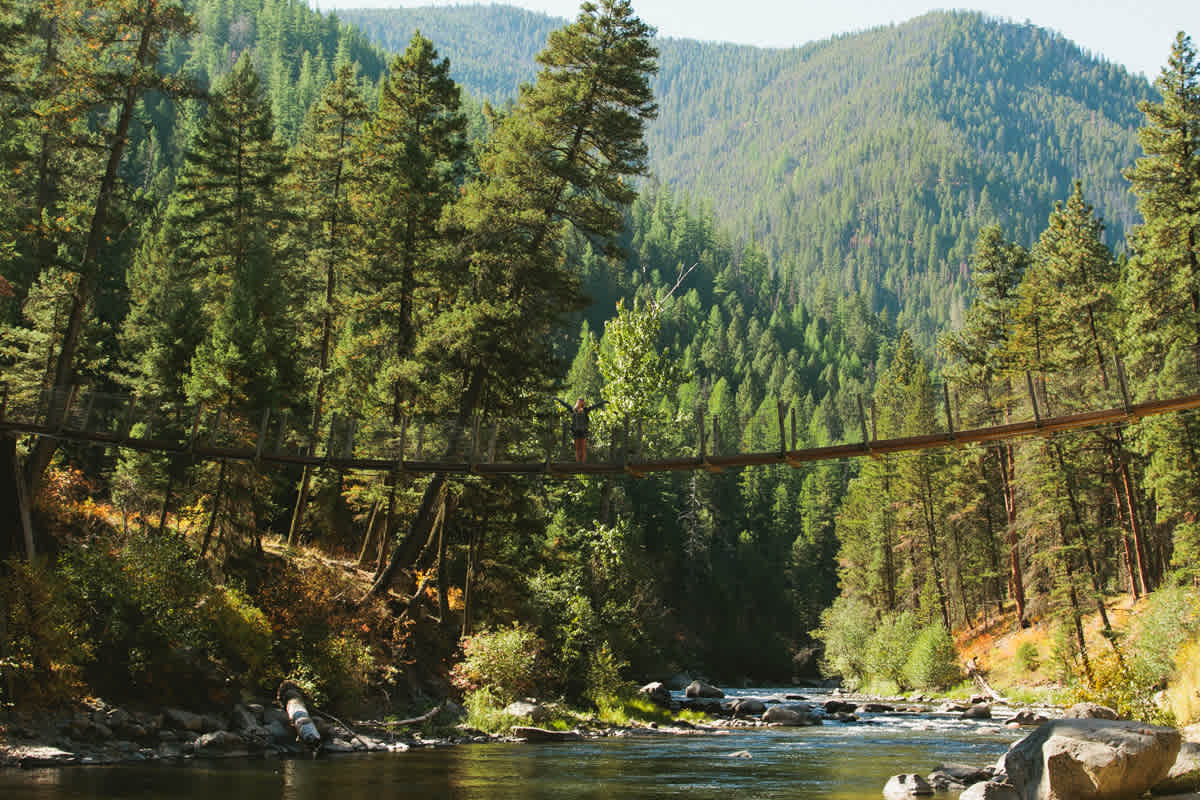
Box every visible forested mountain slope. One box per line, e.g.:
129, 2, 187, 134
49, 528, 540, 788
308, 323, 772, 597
335, 5, 1153, 349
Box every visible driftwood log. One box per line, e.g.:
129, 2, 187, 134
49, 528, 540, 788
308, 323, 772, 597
966, 658, 1006, 703
277, 681, 322, 751
382, 702, 444, 728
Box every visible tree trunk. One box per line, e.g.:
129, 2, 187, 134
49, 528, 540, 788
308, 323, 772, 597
356, 501, 380, 568
0, 437, 35, 560
27, 12, 160, 497
997, 443, 1026, 625
200, 460, 228, 558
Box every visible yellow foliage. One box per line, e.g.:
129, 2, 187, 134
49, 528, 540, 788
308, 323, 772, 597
1167, 637, 1200, 725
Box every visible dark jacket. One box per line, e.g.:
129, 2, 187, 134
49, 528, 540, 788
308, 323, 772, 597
558, 398, 606, 438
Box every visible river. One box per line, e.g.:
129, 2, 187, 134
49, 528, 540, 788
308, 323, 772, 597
0, 691, 1027, 799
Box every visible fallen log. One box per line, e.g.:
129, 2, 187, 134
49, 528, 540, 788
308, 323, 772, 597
277, 680, 322, 752
381, 702, 444, 728
966, 658, 1006, 703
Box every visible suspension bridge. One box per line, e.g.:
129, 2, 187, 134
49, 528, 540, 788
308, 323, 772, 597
4, 358, 1200, 477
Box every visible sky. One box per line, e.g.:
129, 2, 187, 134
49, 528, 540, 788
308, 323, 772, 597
313, 0, 1199, 80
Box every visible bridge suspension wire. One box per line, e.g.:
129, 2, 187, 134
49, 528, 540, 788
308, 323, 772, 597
3, 349, 1200, 477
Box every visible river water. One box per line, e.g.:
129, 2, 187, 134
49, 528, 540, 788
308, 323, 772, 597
1, 691, 1026, 800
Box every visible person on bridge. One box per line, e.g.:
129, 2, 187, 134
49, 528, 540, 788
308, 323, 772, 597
558, 396, 606, 463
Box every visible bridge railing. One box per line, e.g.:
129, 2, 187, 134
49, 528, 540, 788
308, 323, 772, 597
3, 345, 1198, 471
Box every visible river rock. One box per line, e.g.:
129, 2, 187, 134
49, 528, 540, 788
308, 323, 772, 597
731, 698, 766, 716
504, 700, 552, 723
762, 705, 821, 726
963, 703, 993, 720
511, 727, 581, 743
1063, 702, 1119, 720
996, 718, 1180, 800
1004, 710, 1049, 727
164, 708, 206, 732
960, 781, 1022, 800
1152, 740, 1200, 795
883, 773, 934, 798
927, 762, 995, 791
194, 730, 244, 755
680, 698, 722, 714
685, 680, 724, 699
825, 699, 857, 714
666, 673, 692, 691
266, 720, 292, 743
639, 682, 672, 708
863, 703, 895, 713
17, 746, 78, 767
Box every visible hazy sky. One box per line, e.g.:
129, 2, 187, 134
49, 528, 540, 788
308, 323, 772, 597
313, 0, 1198, 80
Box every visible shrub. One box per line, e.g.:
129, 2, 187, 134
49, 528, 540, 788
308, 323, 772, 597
865, 611, 919, 687
450, 625, 545, 704
812, 596, 875, 687
1167, 637, 1200, 725
58, 530, 212, 696
585, 642, 632, 709
1014, 641, 1040, 673
203, 585, 272, 685
903, 623, 961, 691
0, 558, 91, 707
288, 633, 375, 708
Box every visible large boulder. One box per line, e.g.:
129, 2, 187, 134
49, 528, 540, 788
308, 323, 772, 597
996, 718, 1181, 800
639, 682, 672, 708
1152, 740, 1200, 795
685, 680, 724, 699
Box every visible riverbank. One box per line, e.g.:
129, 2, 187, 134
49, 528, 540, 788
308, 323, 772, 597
0, 685, 1055, 770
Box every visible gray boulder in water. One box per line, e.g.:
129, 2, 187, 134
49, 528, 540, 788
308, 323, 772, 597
995, 717, 1180, 800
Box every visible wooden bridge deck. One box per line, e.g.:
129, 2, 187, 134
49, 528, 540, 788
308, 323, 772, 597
4, 387, 1199, 477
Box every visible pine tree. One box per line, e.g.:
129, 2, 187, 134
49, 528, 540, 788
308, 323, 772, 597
941, 225, 1029, 623
369, 0, 658, 596
21, 0, 194, 496
284, 61, 369, 546
350, 32, 468, 422
1122, 32, 1200, 581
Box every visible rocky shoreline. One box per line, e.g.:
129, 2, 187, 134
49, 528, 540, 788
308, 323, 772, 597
5, 684, 1199, 800
0, 683, 1046, 770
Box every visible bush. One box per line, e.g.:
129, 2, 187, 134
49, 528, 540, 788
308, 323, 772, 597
1073, 585, 1200, 725
1015, 641, 1040, 673
288, 633, 375, 708
450, 625, 546, 704
1167, 637, 1200, 725
585, 642, 632, 709
58, 531, 213, 696
903, 623, 961, 691
0, 558, 91, 707
812, 596, 875, 687
865, 611, 919, 687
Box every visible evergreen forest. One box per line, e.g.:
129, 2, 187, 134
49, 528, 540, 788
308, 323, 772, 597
2, 0, 1200, 727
